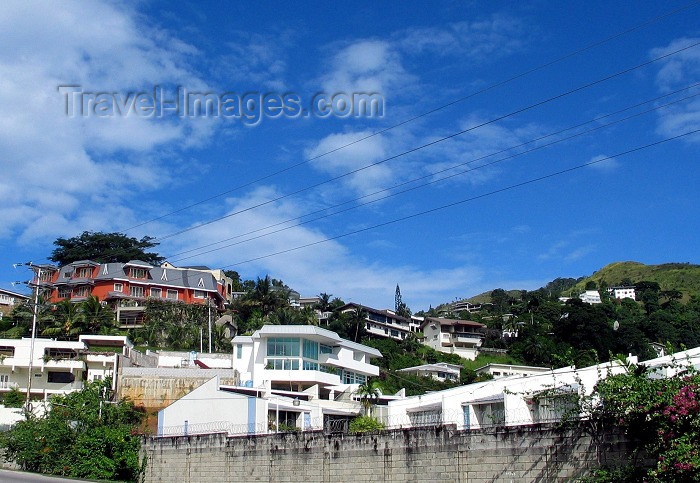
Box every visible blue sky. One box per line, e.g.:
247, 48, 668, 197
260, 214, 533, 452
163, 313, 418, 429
1, 1, 699, 310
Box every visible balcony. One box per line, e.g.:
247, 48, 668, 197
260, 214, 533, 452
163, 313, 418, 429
263, 368, 341, 386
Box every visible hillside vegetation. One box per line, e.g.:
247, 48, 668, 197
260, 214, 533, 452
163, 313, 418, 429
572, 261, 700, 299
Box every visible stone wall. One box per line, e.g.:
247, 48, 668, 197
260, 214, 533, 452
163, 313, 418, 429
142, 423, 633, 482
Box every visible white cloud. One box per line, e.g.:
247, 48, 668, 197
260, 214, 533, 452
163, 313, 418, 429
319, 40, 411, 94
651, 38, 700, 142
0, 1, 214, 244
396, 15, 525, 60
587, 154, 619, 171
162, 186, 541, 308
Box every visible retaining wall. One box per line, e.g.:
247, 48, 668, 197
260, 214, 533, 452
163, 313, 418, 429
142, 423, 633, 482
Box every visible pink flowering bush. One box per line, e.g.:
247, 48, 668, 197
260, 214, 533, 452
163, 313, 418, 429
592, 367, 700, 482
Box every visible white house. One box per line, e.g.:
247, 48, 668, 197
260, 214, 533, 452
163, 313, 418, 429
231, 325, 381, 401
397, 363, 462, 382
157, 375, 371, 437
0, 336, 124, 401
607, 286, 636, 300
0, 288, 29, 319
579, 290, 602, 304
339, 303, 421, 341
386, 347, 700, 431
420, 317, 486, 361
475, 363, 552, 379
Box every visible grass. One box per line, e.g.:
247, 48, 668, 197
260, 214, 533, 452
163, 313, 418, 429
570, 261, 700, 299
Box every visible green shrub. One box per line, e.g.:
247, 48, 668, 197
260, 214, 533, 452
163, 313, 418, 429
349, 416, 385, 433
2, 388, 24, 408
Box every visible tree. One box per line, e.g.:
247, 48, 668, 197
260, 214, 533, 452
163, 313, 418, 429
49, 231, 164, 266
0, 380, 145, 481
394, 285, 412, 318
354, 378, 381, 416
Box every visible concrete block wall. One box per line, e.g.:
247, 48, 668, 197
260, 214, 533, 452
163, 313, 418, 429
142, 424, 633, 482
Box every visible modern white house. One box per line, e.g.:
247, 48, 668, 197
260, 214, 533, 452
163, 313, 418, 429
397, 363, 462, 382
386, 347, 700, 431
0, 288, 29, 319
579, 290, 602, 304
231, 325, 381, 401
607, 286, 636, 300
0, 336, 126, 401
156, 375, 373, 437
420, 317, 486, 360
475, 363, 552, 379
339, 303, 421, 341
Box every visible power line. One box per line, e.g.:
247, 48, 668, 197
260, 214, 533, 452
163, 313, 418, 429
218, 127, 700, 268
121, 1, 700, 233
166, 86, 700, 262
154, 40, 700, 242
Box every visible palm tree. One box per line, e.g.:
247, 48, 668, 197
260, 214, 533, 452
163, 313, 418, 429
43, 300, 84, 339
355, 378, 381, 416
350, 308, 368, 343
80, 296, 115, 334
315, 293, 333, 313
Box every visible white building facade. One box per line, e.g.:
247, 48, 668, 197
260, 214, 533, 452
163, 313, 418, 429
339, 303, 420, 341
231, 325, 381, 400
607, 286, 636, 300
397, 363, 462, 382
0, 336, 124, 401
420, 317, 486, 361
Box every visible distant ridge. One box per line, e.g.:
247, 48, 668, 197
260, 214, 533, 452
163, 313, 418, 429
437, 261, 700, 310
571, 261, 700, 299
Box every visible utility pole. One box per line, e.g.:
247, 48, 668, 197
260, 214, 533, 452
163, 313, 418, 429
207, 297, 212, 353
14, 262, 42, 411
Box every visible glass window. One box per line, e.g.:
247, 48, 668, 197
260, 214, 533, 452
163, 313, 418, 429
166, 290, 178, 300
267, 358, 299, 370
303, 361, 318, 371
267, 338, 300, 357
114, 283, 123, 292
236, 344, 242, 359
47, 371, 75, 383
303, 339, 318, 360
319, 344, 333, 354
194, 290, 206, 299
150, 288, 162, 298
130, 286, 145, 298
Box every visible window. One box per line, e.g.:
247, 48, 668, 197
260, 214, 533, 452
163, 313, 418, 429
166, 290, 178, 300
236, 344, 242, 359
0, 346, 15, 357
76, 267, 92, 278
130, 286, 145, 298
320, 365, 336, 374
194, 290, 206, 299
320, 344, 333, 355
58, 288, 71, 299
130, 268, 147, 279
47, 371, 75, 384
302, 339, 318, 360
0, 374, 9, 389
390, 329, 399, 337
266, 359, 299, 370
74, 286, 90, 298
342, 371, 366, 385
303, 361, 318, 371
267, 338, 300, 357
409, 409, 442, 426
113, 283, 123, 292
150, 288, 162, 298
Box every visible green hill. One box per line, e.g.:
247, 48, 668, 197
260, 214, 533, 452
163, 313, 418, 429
571, 261, 700, 299
465, 289, 524, 305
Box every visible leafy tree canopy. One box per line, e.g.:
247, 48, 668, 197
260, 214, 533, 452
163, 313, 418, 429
49, 231, 164, 266
0, 380, 145, 481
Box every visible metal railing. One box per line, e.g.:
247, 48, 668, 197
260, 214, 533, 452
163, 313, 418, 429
155, 407, 584, 439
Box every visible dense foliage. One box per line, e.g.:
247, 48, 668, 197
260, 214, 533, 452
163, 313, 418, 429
50, 231, 164, 265
0, 380, 145, 482
586, 363, 700, 482
1, 296, 116, 340
349, 415, 385, 433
